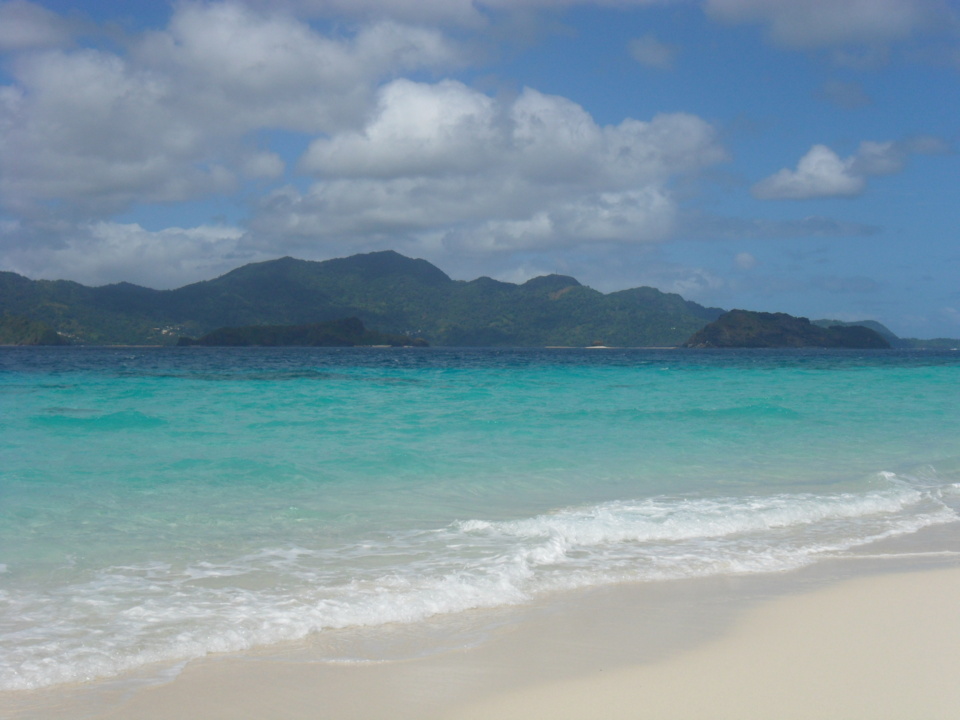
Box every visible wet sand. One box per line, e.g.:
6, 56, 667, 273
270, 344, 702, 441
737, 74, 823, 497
7, 559, 959, 720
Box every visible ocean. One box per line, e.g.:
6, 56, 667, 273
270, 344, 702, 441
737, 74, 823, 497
2, 346, 959, 693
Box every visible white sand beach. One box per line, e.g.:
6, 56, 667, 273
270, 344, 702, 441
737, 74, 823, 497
455, 566, 960, 720
10, 562, 958, 720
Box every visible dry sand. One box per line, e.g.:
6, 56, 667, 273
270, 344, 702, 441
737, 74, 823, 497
6, 563, 960, 720
456, 566, 960, 720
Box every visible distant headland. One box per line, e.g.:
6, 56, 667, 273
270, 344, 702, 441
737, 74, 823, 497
683, 310, 891, 349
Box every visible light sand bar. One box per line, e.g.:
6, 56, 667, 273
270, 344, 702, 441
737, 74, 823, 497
6, 562, 960, 719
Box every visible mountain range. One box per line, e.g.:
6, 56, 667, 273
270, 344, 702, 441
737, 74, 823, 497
1, 250, 954, 348
0, 251, 725, 347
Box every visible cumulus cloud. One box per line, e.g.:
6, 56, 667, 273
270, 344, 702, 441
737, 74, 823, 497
300, 79, 499, 178
1, 47, 234, 217
628, 33, 677, 69
0, 0, 73, 51
137, 4, 459, 132
0, 2, 459, 218
752, 145, 864, 200
752, 136, 949, 200
704, 0, 954, 49
263, 80, 726, 255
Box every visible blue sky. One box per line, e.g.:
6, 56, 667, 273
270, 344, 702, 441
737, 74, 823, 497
1, 1, 958, 337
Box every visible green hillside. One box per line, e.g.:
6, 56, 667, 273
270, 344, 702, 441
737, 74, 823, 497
0, 313, 69, 345
178, 317, 428, 347
0, 251, 724, 347
686, 310, 891, 349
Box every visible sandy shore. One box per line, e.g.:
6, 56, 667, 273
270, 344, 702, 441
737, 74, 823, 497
457, 566, 960, 720
6, 562, 960, 720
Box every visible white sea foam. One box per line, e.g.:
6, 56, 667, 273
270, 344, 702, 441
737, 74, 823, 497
2, 472, 956, 692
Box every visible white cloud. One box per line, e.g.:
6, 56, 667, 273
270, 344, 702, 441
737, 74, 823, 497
752, 137, 949, 200
241, 152, 286, 180
704, 0, 954, 49
246, 0, 682, 28
264, 81, 725, 255
301, 79, 499, 178
1, 221, 253, 289
495, 262, 557, 285
245, 0, 490, 27
1, 47, 231, 216
137, 5, 459, 133
0, 2, 460, 218
735, 252, 757, 269
0, 0, 73, 51
850, 136, 949, 175
308, 78, 720, 193
752, 145, 864, 200
850, 140, 906, 176
659, 266, 728, 299
463, 187, 678, 252
0, 0, 953, 229
628, 33, 677, 69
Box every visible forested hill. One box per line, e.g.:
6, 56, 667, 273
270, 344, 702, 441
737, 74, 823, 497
0, 251, 724, 347
683, 310, 891, 349
177, 317, 429, 348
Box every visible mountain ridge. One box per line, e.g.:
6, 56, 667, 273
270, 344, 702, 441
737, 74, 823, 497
3, 251, 944, 348
0, 251, 725, 347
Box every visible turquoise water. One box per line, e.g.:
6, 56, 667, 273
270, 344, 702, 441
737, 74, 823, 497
2, 347, 959, 690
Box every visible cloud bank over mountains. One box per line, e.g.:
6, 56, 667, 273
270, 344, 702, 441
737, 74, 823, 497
0, 0, 957, 333
1, 0, 731, 286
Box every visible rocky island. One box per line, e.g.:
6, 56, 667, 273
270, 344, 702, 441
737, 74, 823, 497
683, 310, 891, 349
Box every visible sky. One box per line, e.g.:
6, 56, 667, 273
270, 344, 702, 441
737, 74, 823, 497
0, 0, 958, 337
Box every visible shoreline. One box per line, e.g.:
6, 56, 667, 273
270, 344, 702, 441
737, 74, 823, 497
6, 552, 959, 720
